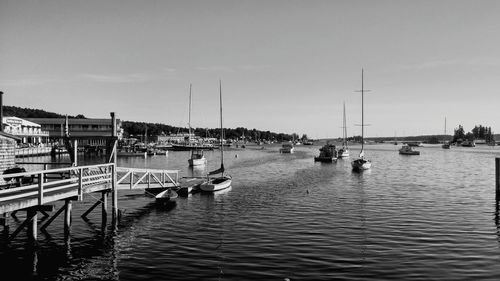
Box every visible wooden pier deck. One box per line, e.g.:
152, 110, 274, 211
0, 163, 180, 242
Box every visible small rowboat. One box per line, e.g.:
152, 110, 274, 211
155, 189, 178, 205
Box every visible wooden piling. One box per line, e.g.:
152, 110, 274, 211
27, 209, 37, 241
73, 139, 78, 166
64, 199, 72, 235
496, 158, 500, 201
110, 112, 118, 224
102, 191, 108, 224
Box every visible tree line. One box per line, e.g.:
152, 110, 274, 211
3, 105, 302, 142
3, 105, 86, 119
121, 121, 301, 142
452, 125, 495, 143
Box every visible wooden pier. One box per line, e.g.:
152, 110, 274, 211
0, 163, 179, 242
0, 111, 184, 244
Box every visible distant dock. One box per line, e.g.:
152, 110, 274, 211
14, 147, 66, 158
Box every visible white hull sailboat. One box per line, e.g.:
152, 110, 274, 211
442, 117, 451, 149
351, 69, 372, 171
338, 102, 350, 158
187, 84, 207, 165
200, 80, 232, 192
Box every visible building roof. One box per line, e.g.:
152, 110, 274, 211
25, 118, 120, 125
3, 116, 42, 128
0, 131, 22, 140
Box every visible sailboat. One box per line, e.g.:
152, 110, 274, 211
351, 69, 372, 171
338, 102, 350, 158
200, 80, 232, 192
173, 84, 214, 152
442, 117, 450, 149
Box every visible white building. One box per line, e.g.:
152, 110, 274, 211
2, 116, 49, 144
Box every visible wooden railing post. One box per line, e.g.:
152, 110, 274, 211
78, 167, 83, 201
130, 171, 133, 189
38, 173, 44, 205
147, 171, 151, 189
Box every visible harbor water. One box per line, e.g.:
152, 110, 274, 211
2, 143, 500, 280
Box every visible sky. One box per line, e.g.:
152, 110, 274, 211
1, 0, 500, 139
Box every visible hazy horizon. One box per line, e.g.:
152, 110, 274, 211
2, 0, 499, 139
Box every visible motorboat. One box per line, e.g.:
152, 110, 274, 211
279, 143, 295, 153
314, 143, 338, 162
399, 144, 420, 155
442, 141, 451, 149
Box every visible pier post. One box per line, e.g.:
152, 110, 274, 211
1, 212, 9, 236
110, 112, 118, 224
64, 199, 72, 236
73, 139, 78, 166
496, 158, 500, 201
102, 191, 108, 224
27, 209, 37, 242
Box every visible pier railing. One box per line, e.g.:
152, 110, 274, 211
0, 163, 114, 214
116, 167, 179, 190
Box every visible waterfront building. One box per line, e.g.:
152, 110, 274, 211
2, 116, 50, 145
25, 117, 123, 147
0, 132, 20, 186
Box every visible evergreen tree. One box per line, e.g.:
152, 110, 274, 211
453, 125, 466, 142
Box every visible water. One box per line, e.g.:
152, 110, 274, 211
2, 143, 500, 280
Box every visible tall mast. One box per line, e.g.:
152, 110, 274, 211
343, 101, 347, 146
219, 80, 224, 175
444, 117, 447, 135
361, 68, 364, 152
188, 84, 192, 142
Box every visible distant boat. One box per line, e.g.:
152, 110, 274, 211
442, 141, 451, 149
200, 80, 232, 192
188, 149, 206, 166
399, 144, 420, 155
174, 84, 214, 152
351, 69, 372, 171
442, 117, 450, 149
406, 141, 423, 147
461, 140, 476, 147
303, 140, 314, 145
279, 143, 295, 153
314, 142, 338, 162
338, 102, 350, 158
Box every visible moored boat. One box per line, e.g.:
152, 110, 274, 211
442, 141, 451, 149
351, 69, 372, 172
188, 149, 207, 166
199, 80, 232, 192
461, 140, 476, 147
314, 143, 338, 162
279, 143, 294, 153
338, 102, 350, 159
155, 188, 178, 206
442, 118, 451, 149
399, 144, 420, 155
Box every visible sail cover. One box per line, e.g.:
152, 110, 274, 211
208, 164, 225, 176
